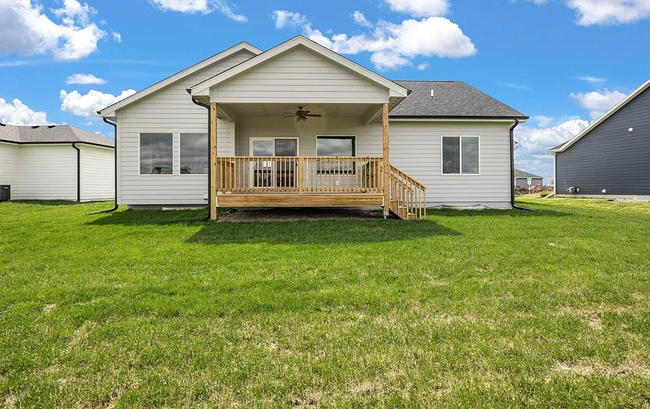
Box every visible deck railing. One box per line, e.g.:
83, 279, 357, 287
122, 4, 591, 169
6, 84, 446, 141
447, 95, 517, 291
387, 164, 427, 220
215, 156, 383, 194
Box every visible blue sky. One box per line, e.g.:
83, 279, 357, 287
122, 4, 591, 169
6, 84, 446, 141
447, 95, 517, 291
1, 0, 649, 180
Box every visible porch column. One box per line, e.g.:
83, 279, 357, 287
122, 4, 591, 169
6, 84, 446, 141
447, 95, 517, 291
210, 102, 218, 220
382, 103, 390, 218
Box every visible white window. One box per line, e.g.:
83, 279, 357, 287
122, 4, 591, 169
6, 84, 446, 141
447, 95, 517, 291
442, 136, 480, 175
140, 133, 173, 174
316, 136, 356, 174
180, 133, 208, 174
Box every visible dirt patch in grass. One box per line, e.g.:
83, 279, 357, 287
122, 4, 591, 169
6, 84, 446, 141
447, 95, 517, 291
67, 321, 96, 351
43, 304, 56, 314
552, 360, 650, 378
558, 305, 634, 331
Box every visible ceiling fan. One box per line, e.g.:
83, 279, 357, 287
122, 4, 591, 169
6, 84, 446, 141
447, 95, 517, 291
284, 106, 322, 123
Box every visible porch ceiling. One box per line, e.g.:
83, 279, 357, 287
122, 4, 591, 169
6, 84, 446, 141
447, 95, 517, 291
224, 103, 378, 118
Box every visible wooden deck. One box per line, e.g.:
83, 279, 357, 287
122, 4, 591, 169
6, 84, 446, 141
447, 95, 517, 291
212, 156, 426, 220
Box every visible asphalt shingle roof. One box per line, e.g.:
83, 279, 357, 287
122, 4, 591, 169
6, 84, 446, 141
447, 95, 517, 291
0, 124, 114, 148
514, 169, 543, 179
391, 81, 528, 119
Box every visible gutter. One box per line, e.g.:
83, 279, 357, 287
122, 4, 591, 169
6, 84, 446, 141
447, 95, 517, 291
510, 119, 533, 211
91, 117, 119, 214
0, 139, 113, 149
72, 143, 81, 202
188, 90, 211, 222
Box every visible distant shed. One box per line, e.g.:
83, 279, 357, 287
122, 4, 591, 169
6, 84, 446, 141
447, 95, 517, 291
514, 169, 543, 188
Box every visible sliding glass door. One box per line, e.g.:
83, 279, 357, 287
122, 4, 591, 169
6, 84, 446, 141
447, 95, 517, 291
250, 138, 298, 189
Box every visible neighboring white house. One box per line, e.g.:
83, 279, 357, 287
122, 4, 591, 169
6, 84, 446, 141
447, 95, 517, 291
99, 36, 527, 219
0, 124, 114, 202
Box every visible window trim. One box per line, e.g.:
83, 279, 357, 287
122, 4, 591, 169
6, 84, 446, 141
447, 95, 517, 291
316, 135, 357, 175
179, 132, 209, 175
138, 132, 174, 176
440, 135, 481, 176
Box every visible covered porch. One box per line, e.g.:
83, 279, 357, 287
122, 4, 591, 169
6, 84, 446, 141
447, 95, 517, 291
188, 36, 426, 220
208, 102, 426, 220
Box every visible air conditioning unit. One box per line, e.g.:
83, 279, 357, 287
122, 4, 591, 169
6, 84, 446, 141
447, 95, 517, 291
0, 185, 10, 201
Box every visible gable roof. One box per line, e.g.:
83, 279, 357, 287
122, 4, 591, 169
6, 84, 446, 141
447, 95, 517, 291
550, 77, 650, 153
514, 169, 542, 179
190, 36, 409, 98
99, 42, 262, 118
391, 81, 528, 119
0, 124, 114, 148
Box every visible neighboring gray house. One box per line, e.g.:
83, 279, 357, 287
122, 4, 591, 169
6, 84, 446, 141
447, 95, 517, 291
514, 169, 543, 188
0, 124, 115, 201
551, 78, 650, 196
99, 36, 528, 220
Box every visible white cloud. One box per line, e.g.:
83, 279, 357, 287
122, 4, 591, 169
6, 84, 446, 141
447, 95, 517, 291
0, 97, 51, 126
60, 89, 136, 120
521, 0, 650, 25
305, 17, 476, 70
66, 73, 106, 85
500, 82, 530, 90
112, 31, 121, 43
147, 0, 247, 21
352, 11, 373, 28
417, 62, 429, 70
577, 75, 606, 84
384, 0, 449, 17
272, 10, 308, 29
570, 88, 627, 119
534, 115, 554, 128
569, 0, 650, 25
515, 118, 590, 179
0, 0, 106, 60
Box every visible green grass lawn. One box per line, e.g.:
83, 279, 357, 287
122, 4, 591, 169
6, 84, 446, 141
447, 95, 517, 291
1, 197, 650, 408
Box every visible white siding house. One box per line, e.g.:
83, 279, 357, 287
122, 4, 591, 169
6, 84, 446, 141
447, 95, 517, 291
0, 125, 114, 202
100, 36, 527, 218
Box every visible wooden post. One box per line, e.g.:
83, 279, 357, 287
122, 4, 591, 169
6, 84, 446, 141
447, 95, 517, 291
210, 102, 218, 220
298, 157, 304, 194
382, 103, 390, 218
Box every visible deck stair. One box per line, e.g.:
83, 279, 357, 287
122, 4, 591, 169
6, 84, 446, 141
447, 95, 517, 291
387, 164, 427, 220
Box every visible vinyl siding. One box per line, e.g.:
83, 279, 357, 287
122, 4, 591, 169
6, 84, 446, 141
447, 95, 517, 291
80, 145, 114, 201
213, 46, 388, 104
390, 122, 512, 209
556, 87, 650, 195
0, 143, 21, 198
235, 118, 512, 208
116, 50, 254, 206
18, 145, 77, 201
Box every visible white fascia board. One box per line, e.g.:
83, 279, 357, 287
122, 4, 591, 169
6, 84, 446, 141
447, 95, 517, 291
190, 35, 409, 99
550, 77, 650, 153
389, 118, 527, 123
99, 42, 262, 117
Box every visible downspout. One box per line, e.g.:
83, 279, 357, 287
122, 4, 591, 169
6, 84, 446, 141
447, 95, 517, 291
510, 118, 533, 211
72, 143, 80, 202
91, 117, 118, 214
188, 89, 211, 221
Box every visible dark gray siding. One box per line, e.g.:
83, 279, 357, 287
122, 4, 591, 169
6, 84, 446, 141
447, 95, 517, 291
556, 87, 650, 195
515, 178, 543, 188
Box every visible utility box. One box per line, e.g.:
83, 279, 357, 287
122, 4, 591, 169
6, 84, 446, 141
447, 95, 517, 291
0, 185, 10, 201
